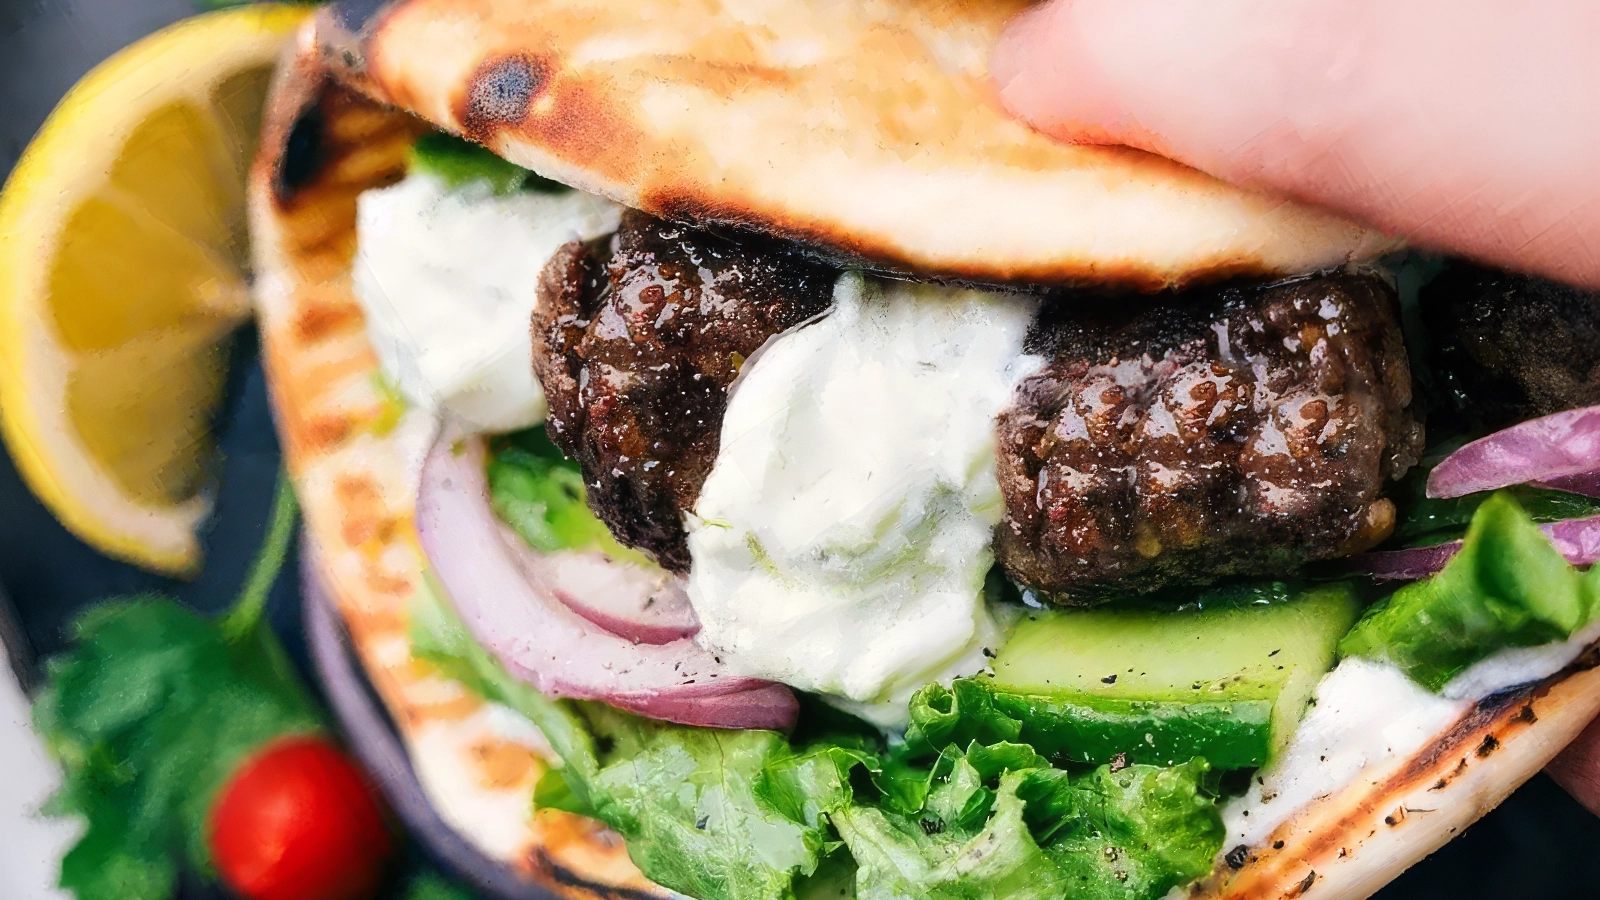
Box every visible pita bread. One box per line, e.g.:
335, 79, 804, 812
306, 0, 1395, 290
249, 23, 1600, 900
251, 37, 665, 897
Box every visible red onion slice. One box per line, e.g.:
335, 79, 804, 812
1353, 514, 1600, 581
1427, 404, 1600, 499
515, 550, 699, 645
1537, 472, 1600, 499
417, 434, 797, 730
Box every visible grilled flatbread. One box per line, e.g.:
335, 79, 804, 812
249, 18, 1600, 900
305, 0, 1393, 290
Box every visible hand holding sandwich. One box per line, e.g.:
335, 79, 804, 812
991, 0, 1600, 290
992, 0, 1600, 812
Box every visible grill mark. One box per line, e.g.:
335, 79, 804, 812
463, 54, 548, 138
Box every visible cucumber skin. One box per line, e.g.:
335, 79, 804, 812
985, 688, 1274, 770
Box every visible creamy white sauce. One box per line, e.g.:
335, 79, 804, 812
1219, 623, 1600, 851
685, 273, 1042, 725
1442, 618, 1600, 700
1221, 658, 1470, 847
354, 174, 621, 432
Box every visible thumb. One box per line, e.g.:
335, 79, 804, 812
991, 0, 1600, 289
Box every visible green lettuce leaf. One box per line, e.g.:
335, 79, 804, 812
485, 428, 653, 565
1340, 492, 1600, 690
408, 131, 569, 195
835, 757, 1222, 900
411, 582, 854, 899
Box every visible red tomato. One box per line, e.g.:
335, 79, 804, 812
208, 735, 392, 900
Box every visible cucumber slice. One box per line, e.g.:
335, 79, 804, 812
988, 583, 1362, 759
987, 691, 1273, 769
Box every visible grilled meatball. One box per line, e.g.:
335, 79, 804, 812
531, 211, 836, 571
1423, 265, 1600, 430
996, 272, 1423, 603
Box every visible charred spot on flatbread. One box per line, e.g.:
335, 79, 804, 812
275, 104, 326, 204
461, 54, 549, 139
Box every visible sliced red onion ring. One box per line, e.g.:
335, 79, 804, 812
1353, 514, 1600, 581
417, 433, 797, 730
519, 550, 699, 645
1427, 404, 1600, 499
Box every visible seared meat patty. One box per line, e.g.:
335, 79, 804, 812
1423, 266, 1600, 429
532, 211, 836, 571
996, 273, 1423, 603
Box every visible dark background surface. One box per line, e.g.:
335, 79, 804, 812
2, 0, 1600, 898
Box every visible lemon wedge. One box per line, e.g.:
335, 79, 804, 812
0, 5, 308, 575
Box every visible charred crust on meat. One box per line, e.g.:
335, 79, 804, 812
1423, 265, 1600, 429
996, 272, 1423, 602
531, 211, 836, 570
463, 55, 548, 138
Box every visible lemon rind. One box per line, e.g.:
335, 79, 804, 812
0, 5, 307, 574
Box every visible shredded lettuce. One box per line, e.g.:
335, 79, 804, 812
1340, 493, 1600, 690
837, 758, 1221, 900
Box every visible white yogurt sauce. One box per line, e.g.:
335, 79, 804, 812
1442, 617, 1600, 700
1222, 619, 1600, 849
354, 174, 622, 432
685, 273, 1042, 725
1221, 658, 1470, 848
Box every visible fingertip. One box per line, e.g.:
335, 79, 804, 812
989, 0, 1056, 102
991, 0, 1131, 146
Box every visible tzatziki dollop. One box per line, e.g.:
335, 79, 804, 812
1220, 657, 1469, 848
353, 174, 621, 432
1221, 618, 1600, 850
686, 273, 1042, 725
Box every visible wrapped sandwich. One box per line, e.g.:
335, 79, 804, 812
248, 2, 1600, 898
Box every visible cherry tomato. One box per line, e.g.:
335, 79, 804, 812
208, 735, 392, 900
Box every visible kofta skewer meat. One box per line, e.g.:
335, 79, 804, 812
1422, 265, 1600, 430
534, 228, 1422, 596
996, 273, 1423, 603
532, 211, 837, 572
